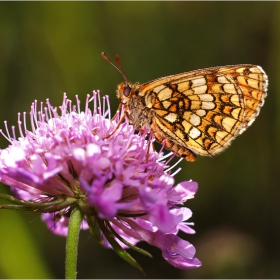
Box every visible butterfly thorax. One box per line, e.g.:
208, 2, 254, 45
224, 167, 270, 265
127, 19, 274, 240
117, 82, 154, 130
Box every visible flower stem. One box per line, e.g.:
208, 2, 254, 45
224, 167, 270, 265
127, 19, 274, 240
65, 206, 84, 279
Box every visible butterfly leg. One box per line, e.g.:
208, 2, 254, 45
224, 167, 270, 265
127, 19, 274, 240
144, 132, 156, 163
104, 105, 128, 139
104, 113, 125, 139
110, 103, 123, 121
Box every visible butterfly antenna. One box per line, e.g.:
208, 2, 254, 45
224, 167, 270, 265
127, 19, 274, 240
101, 52, 128, 84
115, 54, 127, 82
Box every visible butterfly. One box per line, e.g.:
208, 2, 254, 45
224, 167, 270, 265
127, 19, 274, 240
102, 53, 268, 161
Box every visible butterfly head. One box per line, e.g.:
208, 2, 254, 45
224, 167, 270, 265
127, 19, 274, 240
116, 82, 131, 103
116, 82, 141, 106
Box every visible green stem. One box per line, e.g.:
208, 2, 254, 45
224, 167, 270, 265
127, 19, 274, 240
65, 206, 84, 279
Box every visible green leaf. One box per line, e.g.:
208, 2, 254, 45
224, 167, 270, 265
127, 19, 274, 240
0, 193, 65, 207
105, 220, 152, 258
97, 218, 144, 273
0, 204, 33, 211
0, 194, 77, 213
85, 213, 101, 242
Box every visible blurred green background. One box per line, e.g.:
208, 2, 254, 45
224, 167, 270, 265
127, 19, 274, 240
0, 1, 279, 279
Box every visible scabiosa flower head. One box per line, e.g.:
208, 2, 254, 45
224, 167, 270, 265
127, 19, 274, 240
0, 91, 201, 269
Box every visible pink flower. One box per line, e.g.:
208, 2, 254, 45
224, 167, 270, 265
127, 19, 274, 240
0, 91, 201, 269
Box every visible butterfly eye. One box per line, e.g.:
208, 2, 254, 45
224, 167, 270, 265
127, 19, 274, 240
123, 85, 131, 97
